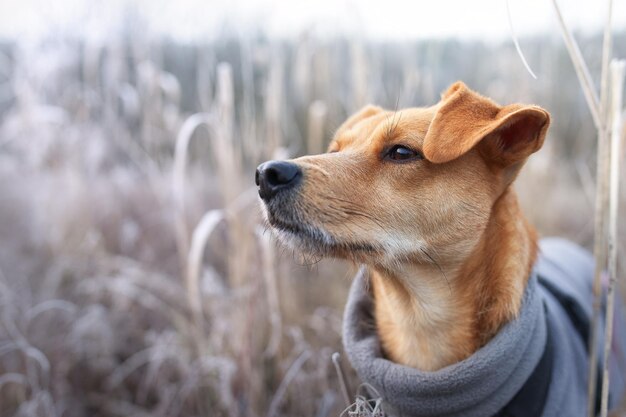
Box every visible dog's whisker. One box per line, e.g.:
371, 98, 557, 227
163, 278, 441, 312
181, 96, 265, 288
393, 111, 403, 134
321, 196, 389, 230
420, 247, 451, 293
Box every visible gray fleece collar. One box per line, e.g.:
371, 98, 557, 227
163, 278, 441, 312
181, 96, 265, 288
342, 268, 547, 417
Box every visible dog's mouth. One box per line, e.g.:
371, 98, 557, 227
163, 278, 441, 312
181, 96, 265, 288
255, 158, 381, 260
262, 201, 378, 259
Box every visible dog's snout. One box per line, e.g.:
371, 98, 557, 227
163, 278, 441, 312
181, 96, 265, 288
256, 160, 302, 200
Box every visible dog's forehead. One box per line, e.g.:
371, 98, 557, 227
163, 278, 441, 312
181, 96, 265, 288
334, 107, 435, 149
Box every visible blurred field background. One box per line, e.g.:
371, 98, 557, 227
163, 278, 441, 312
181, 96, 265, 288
0, 1, 625, 416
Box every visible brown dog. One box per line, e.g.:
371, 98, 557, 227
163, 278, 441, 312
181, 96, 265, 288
255, 82, 626, 417
256, 81, 549, 371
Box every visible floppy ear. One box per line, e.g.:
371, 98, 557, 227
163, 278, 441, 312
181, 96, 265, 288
334, 105, 383, 137
423, 82, 550, 167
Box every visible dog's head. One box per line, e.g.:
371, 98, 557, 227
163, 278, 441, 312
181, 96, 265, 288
256, 82, 549, 267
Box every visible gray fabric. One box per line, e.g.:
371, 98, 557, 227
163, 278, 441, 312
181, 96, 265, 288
537, 238, 626, 413
342, 238, 626, 417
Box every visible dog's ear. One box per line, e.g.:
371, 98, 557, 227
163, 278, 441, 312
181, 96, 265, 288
423, 82, 550, 167
334, 105, 383, 137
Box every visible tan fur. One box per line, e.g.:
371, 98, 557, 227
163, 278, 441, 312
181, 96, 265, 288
261, 81, 550, 371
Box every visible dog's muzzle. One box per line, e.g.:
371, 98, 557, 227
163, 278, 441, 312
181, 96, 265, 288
255, 160, 302, 201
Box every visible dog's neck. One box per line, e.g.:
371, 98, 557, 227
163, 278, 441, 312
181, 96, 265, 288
370, 188, 538, 371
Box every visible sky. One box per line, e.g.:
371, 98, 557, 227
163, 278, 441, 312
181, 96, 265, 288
0, 0, 624, 43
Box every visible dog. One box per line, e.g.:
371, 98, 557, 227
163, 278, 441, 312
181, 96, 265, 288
256, 82, 626, 416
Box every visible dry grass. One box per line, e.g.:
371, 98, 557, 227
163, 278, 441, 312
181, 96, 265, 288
0, 27, 624, 417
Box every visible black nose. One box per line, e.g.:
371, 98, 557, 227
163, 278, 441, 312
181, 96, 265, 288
255, 160, 302, 200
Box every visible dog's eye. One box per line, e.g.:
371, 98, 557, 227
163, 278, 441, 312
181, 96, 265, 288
385, 145, 422, 162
